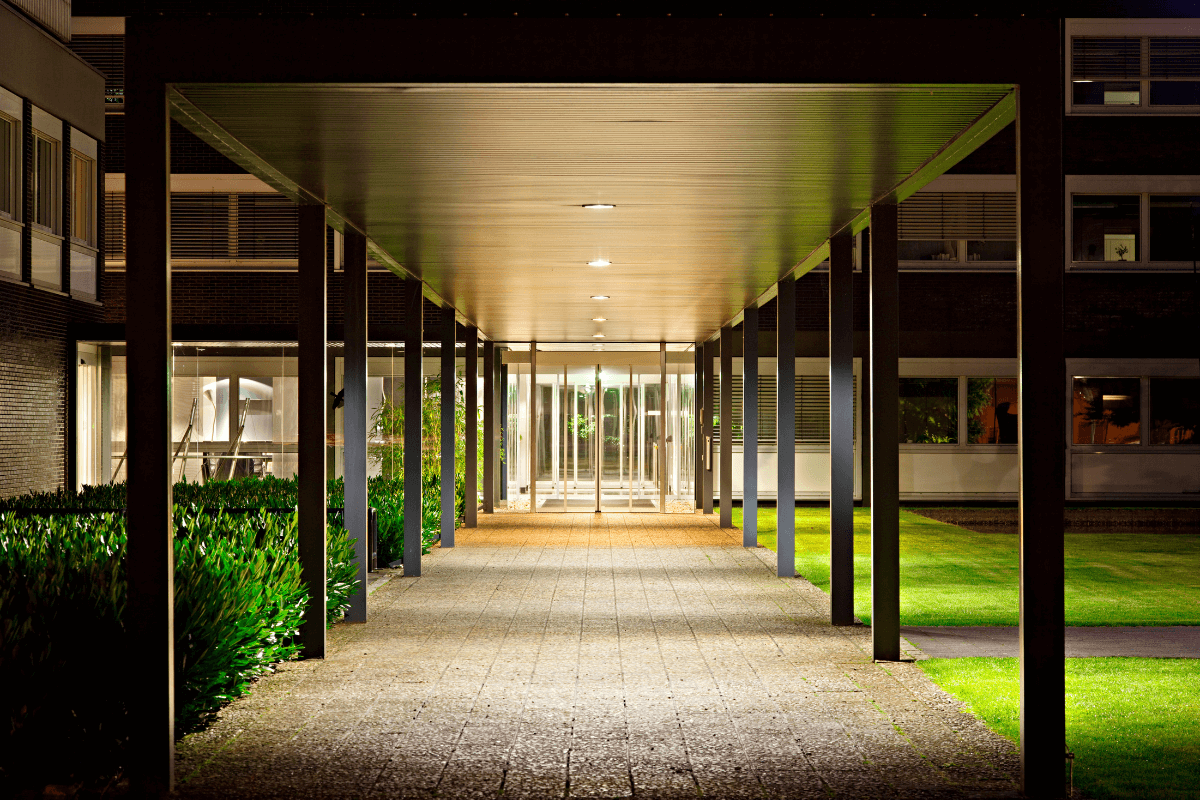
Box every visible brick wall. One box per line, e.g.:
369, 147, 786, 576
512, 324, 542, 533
0, 282, 104, 498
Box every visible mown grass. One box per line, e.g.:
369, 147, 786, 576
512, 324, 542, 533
918, 657, 1200, 800
727, 506, 1200, 626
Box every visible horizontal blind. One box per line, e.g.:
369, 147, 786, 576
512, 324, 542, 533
1149, 38, 1200, 78
69, 35, 124, 104
1072, 36, 1143, 79
715, 372, 856, 446
104, 192, 299, 261
899, 193, 1016, 241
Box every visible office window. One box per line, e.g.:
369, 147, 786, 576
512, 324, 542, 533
1149, 37, 1200, 106
1072, 195, 1138, 262
1150, 378, 1200, 445
968, 378, 1018, 444
966, 240, 1017, 262
899, 378, 958, 444
1073, 377, 1140, 445
71, 151, 95, 245
898, 191, 1016, 267
1149, 196, 1200, 262
0, 113, 16, 219
1071, 37, 1142, 106
34, 134, 59, 233
899, 240, 958, 262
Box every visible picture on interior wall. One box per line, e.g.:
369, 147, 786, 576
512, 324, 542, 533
1104, 234, 1136, 262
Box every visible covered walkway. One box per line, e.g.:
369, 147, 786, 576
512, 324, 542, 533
176, 514, 1018, 799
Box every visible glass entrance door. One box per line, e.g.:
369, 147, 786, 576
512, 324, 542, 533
599, 366, 663, 511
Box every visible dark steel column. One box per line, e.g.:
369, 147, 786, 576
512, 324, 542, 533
694, 344, 703, 510
123, 31, 173, 793
830, 232, 856, 626
702, 339, 715, 514
298, 205, 328, 656
776, 275, 796, 578
742, 306, 758, 547
1017, 61, 1066, 796
500, 362, 508, 502
403, 280, 423, 576
440, 305, 456, 547
719, 325, 733, 528
342, 229, 368, 622
870, 203, 900, 661
465, 326, 479, 527
483, 339, 495, 514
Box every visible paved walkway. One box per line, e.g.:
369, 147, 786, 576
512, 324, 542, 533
903, 626, 1200, 659
175, 513, 1020, 799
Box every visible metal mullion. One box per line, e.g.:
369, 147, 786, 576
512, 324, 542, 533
563, 366, 568, 511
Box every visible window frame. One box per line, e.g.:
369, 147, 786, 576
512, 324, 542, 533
1065, 359, 1200, 455
1067, 19, 1200, 116
896, 175, 1018, 272
32, 131, 60, 236
897, 359, 1019, 453
1066, 176, 1200, 272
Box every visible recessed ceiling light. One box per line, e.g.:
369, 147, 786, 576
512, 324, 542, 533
592, 317, 606, 322
588, 259, 611, 267
591, 295, 610, 300
582, 203, 615, 210
593, 333, 605, 338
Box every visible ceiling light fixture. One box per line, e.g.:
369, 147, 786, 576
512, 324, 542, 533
588, 258, 611, 267
582, 203, 615, 210
591, 295, 610, 300
593, 333, 605, 338
592, 317, 606, 322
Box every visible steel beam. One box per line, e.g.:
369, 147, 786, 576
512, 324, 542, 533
719, 325, 733, 527
829, 232, 855, 626
869, 203, 900, 661
298, 204, 328, 655
123, 30, 174, 793
465, 326, 478, 527
483, 339, 495, 514
742, 306, 758, 547
1016, 42, 1066, 797
404, 280, 423, 575
440, 305, 456, 546
776, 275, 796, 578
702, 339, 715, 515
342, 228, 368, 622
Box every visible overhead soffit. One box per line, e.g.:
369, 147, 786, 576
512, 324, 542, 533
171, 83, 1013, 343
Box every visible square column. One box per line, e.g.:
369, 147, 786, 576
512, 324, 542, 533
719, 325, 733, 528
403, 280, 424, 576
465, 326, 478, 527
776, 275, 796, 578
440, 305, 456, 547
742, 306, 758, 547
297, 205, 328, 655
342, 228, 368, 623
483, 340, 496, 514
694, 343, 704, 510
124, 31, 174, 792
702, 339, 715, 515
869, 203, 900, 661
1016, 75, 1066, 794
829, 232, 855, 626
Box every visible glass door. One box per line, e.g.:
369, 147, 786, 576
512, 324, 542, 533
599, 365, 663, 511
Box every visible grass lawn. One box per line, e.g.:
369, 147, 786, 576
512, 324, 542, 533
727, 506, 1200, 626
918, 657, 1200, 800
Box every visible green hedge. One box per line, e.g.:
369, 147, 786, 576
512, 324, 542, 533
0, 508, 357, 794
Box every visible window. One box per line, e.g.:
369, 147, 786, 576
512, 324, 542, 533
1073, 377, 1140, 445
0, 113, 16, 220
1149, 37, 1200, 107
1149, 196, 1200, 262
1070, 32, 1200, 112
71, 151, 95, 245
1072, 37, 1142, 107
34, 134, 59, 233
968, 378, 1018, 444
898, 191, 1016, 267
899, 378, 958, 444
1150, 378, 1200, 445
1072, 195, 1139, 262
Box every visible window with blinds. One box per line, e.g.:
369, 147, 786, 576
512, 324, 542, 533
103, 192, 299, 264
899, 193, 1016, 241
714, 374, 856, 446
1073, 37, 1143, 79
69, 35, 125, 105
1072, 35, 1200, 108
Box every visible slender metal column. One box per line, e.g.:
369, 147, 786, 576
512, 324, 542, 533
124, 37, 174, 792
830, 232, 856, 626
403, 281, 424, 574
440, 305, 456, 546
659, 342, 667, 514
1017, 68, 1066, 796
719, 325, 733, 527
342, 229, 368, 622
465, 326, 478, 527
776, 275, 796, 578
694, 344, 703, 509
500, 362, 508, 502
298, 205, 328, 655
483, 340, 495, 513
870, 203, 900, 661
742, 306, 758, 547
702, 339, 715, 514
529, 344, 537, 512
